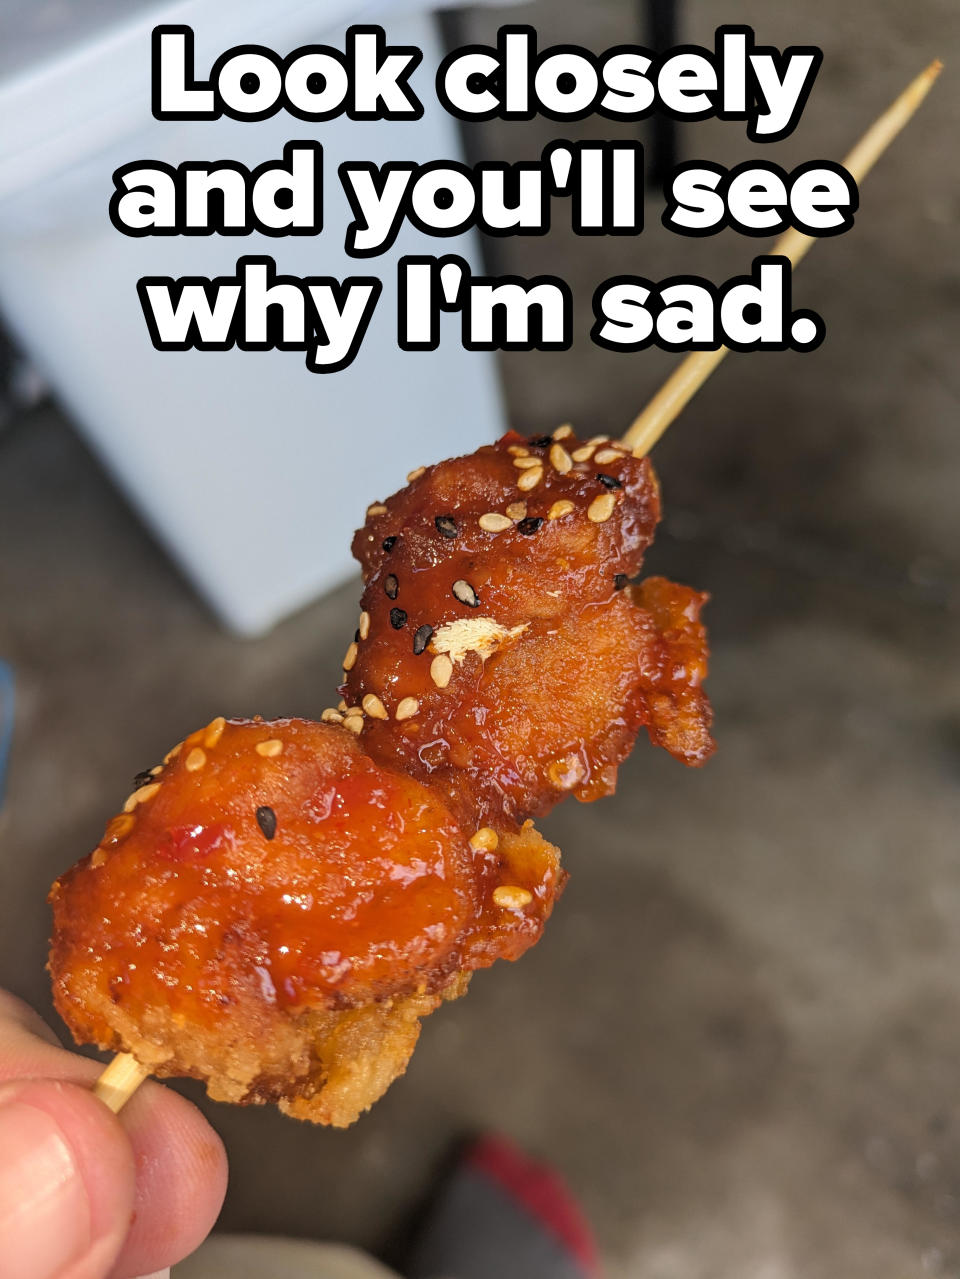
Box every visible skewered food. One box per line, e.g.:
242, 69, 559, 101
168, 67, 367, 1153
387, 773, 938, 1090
50, 718, 563, 1126
49, 426, 712, 1125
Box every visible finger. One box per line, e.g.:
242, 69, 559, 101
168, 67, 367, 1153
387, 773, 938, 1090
0, 1005, 228, 1277
107, 1079, 227, 1279
0, 1007, 96, 1089
0, 1078, 135, 1279
0, 990, 63, 1048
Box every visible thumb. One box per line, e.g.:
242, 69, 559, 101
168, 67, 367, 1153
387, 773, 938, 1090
0, 1079, 135, 1279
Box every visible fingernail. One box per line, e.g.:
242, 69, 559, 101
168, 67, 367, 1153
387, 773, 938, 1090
0, 1099, 91, 1279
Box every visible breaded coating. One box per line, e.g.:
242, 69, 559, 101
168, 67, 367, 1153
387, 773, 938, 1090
49, 719, 563, 1126
345, 431, 713, 822
629, 576, 713, 765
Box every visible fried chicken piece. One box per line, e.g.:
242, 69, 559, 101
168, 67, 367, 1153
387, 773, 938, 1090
49, 718, 563, 1126
344, 430, 713, 823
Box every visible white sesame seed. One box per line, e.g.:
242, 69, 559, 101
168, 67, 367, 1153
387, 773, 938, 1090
513, 456, 541, 469
123, 781, 161, 812
321, 708, 344, 724
104, 813, 135, 844
517, 466, 543, 491
507, 445, 530, 457
90, 847, 107, 868
256, 738, 283, 757
395, 696, 420, 721
203, 716, 226, 749
406, 466, 426, 482
452, 579, 479, 608
588, 492, 617, 523
571, 445, 595, 462
469, 827, 499, 852
594, 447, 623, 464
505, 501, 527, 521
342, 641, 358, 671
552, 424, 574, 440
343, 714, 364, 735
587, 435, 610, 445
367, 503, 387, 517
337, 700, 348, 712
550, 443, 573, 474
362, 693, 389, 720
358, 611, 371, 640
493, 885, 533, 909
184, 747, 206, 772
548, 500, 575, 520
163, 742, 183, 764
430, 653, 453, 688
479, 512, 513, 532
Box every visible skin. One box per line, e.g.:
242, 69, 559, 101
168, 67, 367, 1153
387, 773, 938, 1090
0, 988, 227, 1279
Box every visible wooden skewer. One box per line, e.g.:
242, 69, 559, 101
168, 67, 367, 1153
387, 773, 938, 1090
93, 1051, 150, 1113
622, 59, 943, 457
90, 59, 942, 1122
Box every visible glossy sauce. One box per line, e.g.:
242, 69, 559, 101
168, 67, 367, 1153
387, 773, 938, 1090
50, 719, 563, 1037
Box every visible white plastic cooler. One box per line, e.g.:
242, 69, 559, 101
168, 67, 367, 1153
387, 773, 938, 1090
0, 1, 505, 634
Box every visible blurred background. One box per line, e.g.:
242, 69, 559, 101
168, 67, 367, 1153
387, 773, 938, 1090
1, 1, 958, 1276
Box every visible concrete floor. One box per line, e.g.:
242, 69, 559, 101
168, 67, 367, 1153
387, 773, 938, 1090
2, 1, 960, 1276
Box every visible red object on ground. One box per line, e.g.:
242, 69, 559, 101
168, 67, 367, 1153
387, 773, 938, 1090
467, 1134, 601, 1278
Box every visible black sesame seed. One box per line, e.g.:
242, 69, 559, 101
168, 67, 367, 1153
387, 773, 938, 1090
132, 769, 155, 789
597, 473, 623, 489
614, 573, 628, 591
413, 624, 434, 655
384, 574, 399, 600
256, 806, 277, 840
354, 628, 361, 643
382, 536, 397, 552
517, 516, 544, 536
435, 515, 458, 539
452, 579, 479, 608
529, 435, 553, 448
390, 607, 408, 630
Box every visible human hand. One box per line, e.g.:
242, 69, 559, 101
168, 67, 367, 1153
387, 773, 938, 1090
0, 988, 227, 1279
